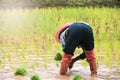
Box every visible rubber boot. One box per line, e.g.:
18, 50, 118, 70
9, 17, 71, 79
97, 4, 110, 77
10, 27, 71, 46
85, 50, 97, 75
60, 53, 73, 75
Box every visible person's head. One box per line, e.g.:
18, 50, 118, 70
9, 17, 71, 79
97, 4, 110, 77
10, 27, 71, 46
55, 23, 72, 43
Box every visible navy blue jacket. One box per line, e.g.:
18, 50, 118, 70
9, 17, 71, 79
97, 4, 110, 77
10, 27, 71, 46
62, 22, 94, 55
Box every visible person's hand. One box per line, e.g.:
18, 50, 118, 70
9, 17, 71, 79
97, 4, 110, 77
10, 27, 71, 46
69, 59, 75, 69
69, 53, 86, 69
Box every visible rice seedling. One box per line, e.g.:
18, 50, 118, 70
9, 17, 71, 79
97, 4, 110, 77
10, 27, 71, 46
54, 52, 62, 61
43, 58, 48, 69
14, 67, 27, 76
72, 74, 82, 80
54, 52, 62, 67
55, 61, 60, 67
30, 74, 41, 80
35, 47, 41, 57
7, 53, 11, 62
0, 60, 2, 68
31, 60, 39, 70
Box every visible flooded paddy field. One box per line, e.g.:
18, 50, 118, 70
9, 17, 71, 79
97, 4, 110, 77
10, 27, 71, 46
0, 7, 120, 80
0, 49, 120, 80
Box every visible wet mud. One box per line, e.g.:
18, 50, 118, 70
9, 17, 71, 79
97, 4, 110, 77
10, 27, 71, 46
0, 53, 120, 80
0, 61, 120, 80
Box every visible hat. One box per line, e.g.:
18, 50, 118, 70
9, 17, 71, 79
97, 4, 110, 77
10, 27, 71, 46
55, 23, 72, 43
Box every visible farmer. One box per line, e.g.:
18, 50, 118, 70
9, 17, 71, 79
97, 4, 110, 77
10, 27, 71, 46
55, 22, 97, 76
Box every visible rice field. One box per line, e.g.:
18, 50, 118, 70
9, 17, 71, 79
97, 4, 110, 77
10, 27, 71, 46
0, 7, 120, 80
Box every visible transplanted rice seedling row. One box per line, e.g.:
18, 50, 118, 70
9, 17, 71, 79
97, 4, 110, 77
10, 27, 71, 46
0, 7, 120, 69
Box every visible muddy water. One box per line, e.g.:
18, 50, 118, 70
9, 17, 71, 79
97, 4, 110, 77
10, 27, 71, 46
0, 54, 120, 80
0, 61, 120, 80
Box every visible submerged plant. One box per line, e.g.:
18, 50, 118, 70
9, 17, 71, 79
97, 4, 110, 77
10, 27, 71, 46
54, 52, 62, 61
14, 67, 27, 76
72, 75, 82, 80
30, 74, 41, 80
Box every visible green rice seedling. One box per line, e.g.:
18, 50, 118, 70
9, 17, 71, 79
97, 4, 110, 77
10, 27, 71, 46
81, 60, 88, 67
54, 52, 62, 61
14, 67, 27, 76
43, 63, 47, 69
72, 75, 82, 80
0, 60, 2, 68
7, 53, 11, 62
30, 74, 41, 80
0, 60, 1, 64
21, 51, 26, 59
43, 59, 48, 69
31, 60, 39, 70
35, 47, 41, 57
55, 61, 60, 67
106, 50, 113, 69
